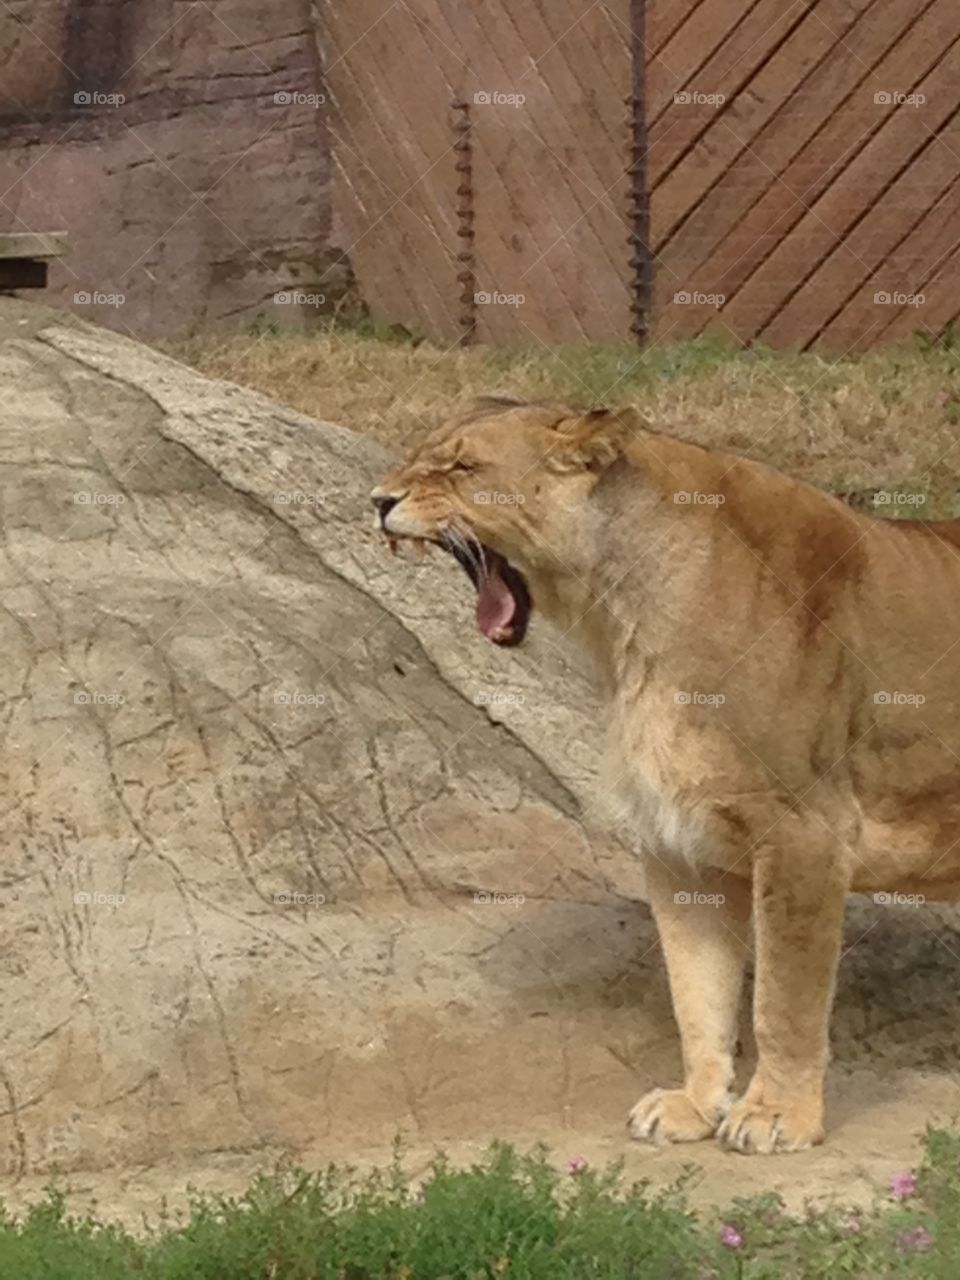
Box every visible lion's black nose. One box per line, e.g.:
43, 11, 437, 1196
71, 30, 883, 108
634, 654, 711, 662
373, 494, 399, 518
373, 494, 400, 527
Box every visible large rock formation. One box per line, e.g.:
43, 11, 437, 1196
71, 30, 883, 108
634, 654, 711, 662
0, 298, 957, 1214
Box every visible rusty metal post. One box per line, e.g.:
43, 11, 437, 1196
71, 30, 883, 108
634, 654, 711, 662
452, 98, 478, 347
626, 0, 651, 345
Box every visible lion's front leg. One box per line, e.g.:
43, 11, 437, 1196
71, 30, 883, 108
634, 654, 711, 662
628, 857, 751, 1144
717, 842, 848, 1155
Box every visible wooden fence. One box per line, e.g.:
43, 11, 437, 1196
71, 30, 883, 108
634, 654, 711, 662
318, 0, 960, 352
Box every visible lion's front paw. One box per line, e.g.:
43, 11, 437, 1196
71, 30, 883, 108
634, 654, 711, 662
627, 1088, 721, 1145
717, 1097, 823, 1155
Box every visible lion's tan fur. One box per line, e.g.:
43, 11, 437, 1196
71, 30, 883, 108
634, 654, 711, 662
373, 402, 960, 1153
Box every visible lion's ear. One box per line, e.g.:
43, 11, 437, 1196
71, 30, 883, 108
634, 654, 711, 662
546, 408, 634, 473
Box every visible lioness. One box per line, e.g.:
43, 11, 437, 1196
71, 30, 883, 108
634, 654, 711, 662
371, 398, 960, 1154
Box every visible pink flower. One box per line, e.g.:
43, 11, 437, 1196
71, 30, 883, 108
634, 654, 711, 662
890, 1171, 917, 1200
842, 1213, 862, 1234
720, 1224, 743, 1249
566, 1155, 588, 1175
896, 1225, 933, 1253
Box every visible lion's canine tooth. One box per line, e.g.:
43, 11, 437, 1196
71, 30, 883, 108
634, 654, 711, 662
414, 538, 427, 560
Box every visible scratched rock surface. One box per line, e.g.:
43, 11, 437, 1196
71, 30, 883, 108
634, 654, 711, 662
0, 299, 958, 1215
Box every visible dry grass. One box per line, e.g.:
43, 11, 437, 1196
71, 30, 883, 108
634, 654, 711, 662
170, 325, 960, 517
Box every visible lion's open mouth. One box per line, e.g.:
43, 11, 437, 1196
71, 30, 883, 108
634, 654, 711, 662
387, 531, 532, 646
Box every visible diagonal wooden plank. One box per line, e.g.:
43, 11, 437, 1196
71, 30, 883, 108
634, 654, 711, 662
652, 0, 940, 339
814, 115, 960, 350
878, 236, 960, 346
686, 0, 958, 343
758, 44, 960, 348
647, 0, 767, 123
649, 0, 842, 187
321, 0, 460, 339
647, 0, 709, 56
433, 0, 632, 341
650, 0, 876, 256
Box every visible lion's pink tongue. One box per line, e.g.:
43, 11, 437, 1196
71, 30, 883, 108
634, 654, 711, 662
476, 564, 516, 641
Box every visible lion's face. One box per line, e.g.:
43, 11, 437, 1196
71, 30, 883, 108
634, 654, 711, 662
371, 400, 629, 646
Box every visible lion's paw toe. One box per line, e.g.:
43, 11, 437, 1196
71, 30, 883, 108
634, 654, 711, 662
717, 1099, 823, 1155
627, 1088, 720, 1145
